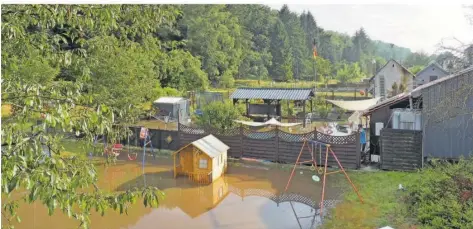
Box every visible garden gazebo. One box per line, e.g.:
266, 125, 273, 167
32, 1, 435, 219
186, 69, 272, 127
230, 88, 315, 127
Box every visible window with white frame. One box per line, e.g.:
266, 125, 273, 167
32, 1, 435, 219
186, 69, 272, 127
199, 158, 208, 169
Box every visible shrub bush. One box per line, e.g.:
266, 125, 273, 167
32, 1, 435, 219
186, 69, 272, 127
406, 158, 473, 229
194, 101, 248, 130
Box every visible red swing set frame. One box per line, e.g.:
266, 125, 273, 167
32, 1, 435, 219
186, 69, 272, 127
284, 138, 364, 216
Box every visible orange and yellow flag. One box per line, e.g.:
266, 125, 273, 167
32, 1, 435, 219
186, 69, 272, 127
312, 40, 318, 58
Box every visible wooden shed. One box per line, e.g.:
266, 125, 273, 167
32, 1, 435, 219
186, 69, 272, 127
173, 135, 229, 184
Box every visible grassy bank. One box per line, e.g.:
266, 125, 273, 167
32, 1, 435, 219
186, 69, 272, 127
322, 171, 420, 229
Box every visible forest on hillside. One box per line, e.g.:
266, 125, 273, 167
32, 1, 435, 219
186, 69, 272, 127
2, 4, 467, 106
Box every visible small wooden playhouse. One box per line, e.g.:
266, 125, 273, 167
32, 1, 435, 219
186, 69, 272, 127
173, 135, 229, 184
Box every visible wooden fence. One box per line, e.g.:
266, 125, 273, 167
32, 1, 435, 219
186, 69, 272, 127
124, 123, 360, 169
178, 124, 361, 169
380, 129, 423, 171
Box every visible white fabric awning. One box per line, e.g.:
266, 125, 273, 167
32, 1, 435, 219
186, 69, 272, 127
234, 118, 302, 127
326, 97, 381, 111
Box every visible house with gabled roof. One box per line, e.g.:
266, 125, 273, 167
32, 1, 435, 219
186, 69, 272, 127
368, 59, 415, 101
414, 61, 449, 87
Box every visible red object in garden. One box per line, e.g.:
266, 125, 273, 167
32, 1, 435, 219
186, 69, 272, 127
359, 90, 365, 96
113, 144, 123, 150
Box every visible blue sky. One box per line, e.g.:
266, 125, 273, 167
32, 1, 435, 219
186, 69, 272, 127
268, 4, 473, 54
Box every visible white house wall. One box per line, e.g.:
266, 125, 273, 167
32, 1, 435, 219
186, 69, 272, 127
374, 60, 414, 100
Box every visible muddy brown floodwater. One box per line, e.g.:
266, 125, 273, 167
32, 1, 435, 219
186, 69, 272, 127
3, 156, 343, 229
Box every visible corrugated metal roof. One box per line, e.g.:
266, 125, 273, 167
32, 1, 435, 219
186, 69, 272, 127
153, 97, 185, 104
230, 88, 315, 100
191, 134, 229, 158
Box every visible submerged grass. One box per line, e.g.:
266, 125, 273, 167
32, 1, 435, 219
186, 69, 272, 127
322, 171, 420, 229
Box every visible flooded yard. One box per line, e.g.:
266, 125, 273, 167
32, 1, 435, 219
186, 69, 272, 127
4, 156, 343, 229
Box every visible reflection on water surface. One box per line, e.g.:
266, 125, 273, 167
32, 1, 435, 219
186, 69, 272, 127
3, 157, 342, 229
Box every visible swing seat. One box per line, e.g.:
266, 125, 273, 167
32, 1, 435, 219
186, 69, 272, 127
113, 144, 123, 150
128, 152, 138, 161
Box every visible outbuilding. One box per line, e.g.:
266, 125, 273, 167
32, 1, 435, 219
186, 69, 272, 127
152, 97, 190, 123
173, 135, 229, 184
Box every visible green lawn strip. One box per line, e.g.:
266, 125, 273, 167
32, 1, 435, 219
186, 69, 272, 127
60, 138, 173, 158
322, 170, 420, 229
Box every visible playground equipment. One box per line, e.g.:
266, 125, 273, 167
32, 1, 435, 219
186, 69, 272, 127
139, 127, 154, 169
126, 133, 138, 161
284, 138, 364, 216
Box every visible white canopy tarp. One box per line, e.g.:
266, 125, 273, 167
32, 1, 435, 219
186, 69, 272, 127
234, 118, 302, 127
326, 97, 381, 111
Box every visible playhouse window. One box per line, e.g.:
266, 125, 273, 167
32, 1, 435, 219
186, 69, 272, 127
199, 159, 208, 169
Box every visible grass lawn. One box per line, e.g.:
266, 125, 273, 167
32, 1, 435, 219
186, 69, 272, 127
322, 171, 420, 229
134, 119, 178, 130
60, 139, 90, 158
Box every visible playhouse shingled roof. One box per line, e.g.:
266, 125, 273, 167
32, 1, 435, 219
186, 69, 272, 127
191, 135, 229, 158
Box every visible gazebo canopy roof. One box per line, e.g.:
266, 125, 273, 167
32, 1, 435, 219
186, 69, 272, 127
230, 88, 315, 101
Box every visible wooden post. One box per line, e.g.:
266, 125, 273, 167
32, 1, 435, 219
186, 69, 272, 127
287, 100, 290, 119
332, 90, 335, 100
310, 99, 313, 113
266, 99, 271, 120
246, 99, 249, 116
302, 100, 306, 128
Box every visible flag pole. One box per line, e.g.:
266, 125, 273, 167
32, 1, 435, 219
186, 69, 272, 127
313, 38, 317, 84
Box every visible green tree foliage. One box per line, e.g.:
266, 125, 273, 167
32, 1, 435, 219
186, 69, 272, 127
406, 159, 473, 229
336, 63, 351, 85
195, 101, 247, 130
335, 62, 364, 84
373, 41, 412, 61
315, 57, 332, 87
156, 49, 209, 91
409, 65, 425, 75
227, 5, 274, 80
180, 5, 243, 87
269, 18, 293, 81
80, 36, 158, 111
404, 51, 433, 67
300, 11, 319, 58
1, 80, 164, 229
278, 5, 307, 80
1, 5, 180, 228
